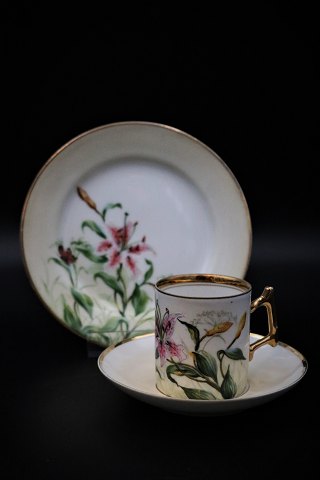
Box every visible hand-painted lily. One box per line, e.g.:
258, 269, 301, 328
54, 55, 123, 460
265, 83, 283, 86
155, 302, 187, 367
47, 186, 156, 347
97, 212, 153, 275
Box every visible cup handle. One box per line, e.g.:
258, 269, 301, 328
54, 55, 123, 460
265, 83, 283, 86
249, 286, 278, 361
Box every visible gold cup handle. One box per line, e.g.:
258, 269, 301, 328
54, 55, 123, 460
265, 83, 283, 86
249, 286, 278, 361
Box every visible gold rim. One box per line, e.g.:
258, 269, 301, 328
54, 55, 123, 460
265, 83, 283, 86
155, 273, 252, 299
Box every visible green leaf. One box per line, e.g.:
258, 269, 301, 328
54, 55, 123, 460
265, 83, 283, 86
193, 350, 218, 382
102, 317, 124, 332
131, 284, 149, 315
71, 239, 89, 248
102, 202, 122, 221
48, 257, 70, 272
221, 365, 237, 399
63, 304, 82, 328
166, 363, 201, 384
94, 272, 124, 296
166, 364, 179, 384
223, 347, 246, 361
71, 288, 94, 318
74, 245, 108, 263
81, 317, 126, 334
118, 318, 129, 331
142, 259, 154, 283
85, 332, 110, 347
155, 300, 162, 330
181, 387, 216, 400
178, 320, 200, 349
81, 220, 106, 238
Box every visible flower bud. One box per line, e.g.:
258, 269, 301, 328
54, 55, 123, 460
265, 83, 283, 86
205, 321, 233, 337
77, 186, 97, 211
233, 312, 247, 340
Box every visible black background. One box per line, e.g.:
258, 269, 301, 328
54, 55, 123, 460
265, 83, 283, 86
2, 3, 319, 479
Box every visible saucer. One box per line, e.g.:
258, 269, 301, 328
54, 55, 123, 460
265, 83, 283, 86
21, 122, 251, 347
98, 333, 308, 415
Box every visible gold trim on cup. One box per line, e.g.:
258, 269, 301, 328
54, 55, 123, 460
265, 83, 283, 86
155, 273, 252, 299
249, 286, 278, 360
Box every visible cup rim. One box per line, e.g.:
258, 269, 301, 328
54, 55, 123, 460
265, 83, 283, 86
155, 273, 252, 299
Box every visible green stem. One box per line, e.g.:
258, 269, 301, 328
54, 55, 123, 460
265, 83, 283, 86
166, 359, 221, 393
72, 264, 79, 287
90, 203, 104, 222
74, 302, 81, 322
218, 337, 237, 378
123, 308, 153, 338
196, 376, 221, 392
198, 333, 207, 346
97, 210, 105, 222
119, 320, 125, 338
113, 291, 124, 316
119, 319, 130, 339
119, 277, 128, 312
226, 337, 236, 350
219, 352, 226, 379
116, 264, 128, 313
121, 212, 129, 250
67, 265, 75, 287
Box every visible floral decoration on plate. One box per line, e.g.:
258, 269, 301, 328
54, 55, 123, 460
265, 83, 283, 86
45, 186, 155, 347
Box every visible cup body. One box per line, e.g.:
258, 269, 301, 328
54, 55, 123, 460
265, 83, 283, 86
155, 274, 252, 400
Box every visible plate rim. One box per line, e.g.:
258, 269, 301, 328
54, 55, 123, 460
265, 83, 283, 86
20, 121, 252, 346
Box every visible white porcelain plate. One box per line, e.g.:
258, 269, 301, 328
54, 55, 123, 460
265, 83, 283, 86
98, 334, 307, 416
21, 122, 251, 347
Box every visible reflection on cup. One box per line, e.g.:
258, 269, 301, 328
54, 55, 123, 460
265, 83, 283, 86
155, 274, 277, 400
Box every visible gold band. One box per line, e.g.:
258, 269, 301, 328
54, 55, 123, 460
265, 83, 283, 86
155, 273, 252, 299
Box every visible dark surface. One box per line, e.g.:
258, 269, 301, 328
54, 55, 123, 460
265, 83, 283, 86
2, 4, 319, 479
1, 254, 317, 479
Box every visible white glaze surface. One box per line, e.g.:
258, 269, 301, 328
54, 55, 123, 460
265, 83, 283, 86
98, 334, 307, 415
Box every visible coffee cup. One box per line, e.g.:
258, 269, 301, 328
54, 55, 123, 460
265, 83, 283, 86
155, 274, 277, 400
